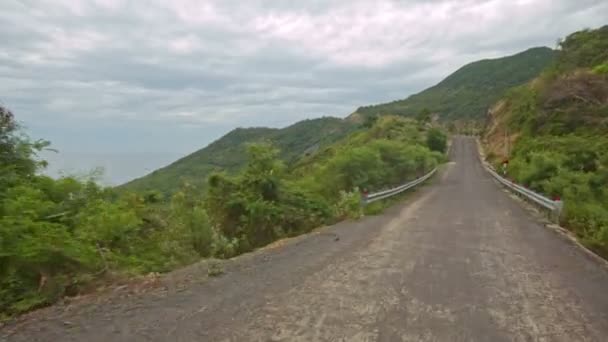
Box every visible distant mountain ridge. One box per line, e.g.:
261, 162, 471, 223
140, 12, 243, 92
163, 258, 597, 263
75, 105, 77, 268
121, 117, 356, 194
352, 47, 556, 121
121, 46, 558, 194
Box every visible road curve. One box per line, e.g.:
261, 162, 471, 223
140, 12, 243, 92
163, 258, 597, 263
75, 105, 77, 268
3, 136, 608, 341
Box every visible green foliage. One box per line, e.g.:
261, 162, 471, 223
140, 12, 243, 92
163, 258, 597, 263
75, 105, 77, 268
1, 108, 443, 317
333, 190, 363, 220
553, 25, 608, 72
593, 62, 608, 75
205, 143, 333, 253
196, 117, 441, 258
487, 26, 608, 256
162, 183, 215, 261
0, 104, 226, 316
0, 173, 225, 316
355, 47, 555, 121
75, 200, 142, 254
505, 140, 608, 257
426, 128, 447, 153
294, 117, 442, 207
324, 146, 384, 192
506, 136, 608, 245
121, 118, 356, 195
0, 106, 49, 200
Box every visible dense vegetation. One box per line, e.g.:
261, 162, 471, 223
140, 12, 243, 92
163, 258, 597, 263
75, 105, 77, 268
122, 118, 356, 195
0, 108, 444, 318
354, 47, 555, 121
483, 25, 608, 256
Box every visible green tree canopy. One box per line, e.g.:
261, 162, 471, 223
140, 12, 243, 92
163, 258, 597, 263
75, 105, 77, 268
426, 128, 447, 153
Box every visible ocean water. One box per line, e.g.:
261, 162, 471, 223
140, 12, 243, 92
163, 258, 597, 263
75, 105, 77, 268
40, 151, 184, 186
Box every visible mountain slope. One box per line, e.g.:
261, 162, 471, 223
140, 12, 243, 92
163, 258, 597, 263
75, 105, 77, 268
123, 46, 557, 194
354, 47, 556, 121
482, 25, 608, 255
121, 117, 356, 194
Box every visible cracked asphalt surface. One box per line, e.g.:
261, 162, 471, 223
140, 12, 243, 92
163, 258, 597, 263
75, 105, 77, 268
3, 136, 608, 341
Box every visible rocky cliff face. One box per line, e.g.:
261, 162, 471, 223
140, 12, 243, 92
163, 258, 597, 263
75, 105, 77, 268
482, 100, 519, 164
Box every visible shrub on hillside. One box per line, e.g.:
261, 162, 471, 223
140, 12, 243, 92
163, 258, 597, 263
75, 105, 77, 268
426, 128, 447, 153
333, 189, 364, 220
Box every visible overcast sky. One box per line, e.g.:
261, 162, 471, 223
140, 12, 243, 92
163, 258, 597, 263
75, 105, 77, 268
2, 0, 607, 184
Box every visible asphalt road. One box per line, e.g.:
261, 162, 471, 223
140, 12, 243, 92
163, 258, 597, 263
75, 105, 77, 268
3, 136, 608, 341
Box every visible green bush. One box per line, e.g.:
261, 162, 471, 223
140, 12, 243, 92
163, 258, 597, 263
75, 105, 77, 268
333, 189, 364, 220
324, 145, 384, 193
507, 135, 608, 253
592, 62, 608, 75
426, 128, 447, 153
168, 186, 214, 258
205, 143, 329, 253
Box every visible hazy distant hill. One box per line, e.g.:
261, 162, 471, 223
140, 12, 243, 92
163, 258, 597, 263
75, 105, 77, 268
121, 117, 356, 194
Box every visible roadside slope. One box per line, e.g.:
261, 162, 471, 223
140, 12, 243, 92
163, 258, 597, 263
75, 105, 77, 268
482, 25, 608, 256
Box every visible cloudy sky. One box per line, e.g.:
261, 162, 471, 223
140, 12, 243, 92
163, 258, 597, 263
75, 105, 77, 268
2, 0, 607, 184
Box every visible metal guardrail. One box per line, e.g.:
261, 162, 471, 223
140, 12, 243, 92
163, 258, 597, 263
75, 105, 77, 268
483, 162, 563, 222
363, 168, 437, 204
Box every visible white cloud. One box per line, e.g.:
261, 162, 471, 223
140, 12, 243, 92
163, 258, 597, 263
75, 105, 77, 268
163, 1, 226, 26
168, 35, 201, 55
0, 0, 606, 183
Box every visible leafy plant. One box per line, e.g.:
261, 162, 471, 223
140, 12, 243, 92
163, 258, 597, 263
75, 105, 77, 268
426, 128, 447, 153
333, 189, 364, 220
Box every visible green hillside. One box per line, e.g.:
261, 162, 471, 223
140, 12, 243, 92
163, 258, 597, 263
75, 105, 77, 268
124, 46, 558, 195
121, 117, 357, 194
354, 47, 556, 121
483, 25, 608, 256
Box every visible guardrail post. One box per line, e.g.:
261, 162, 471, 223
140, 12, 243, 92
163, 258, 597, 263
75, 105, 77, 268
552, 200, 564, 224
361, 190, 369, 207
